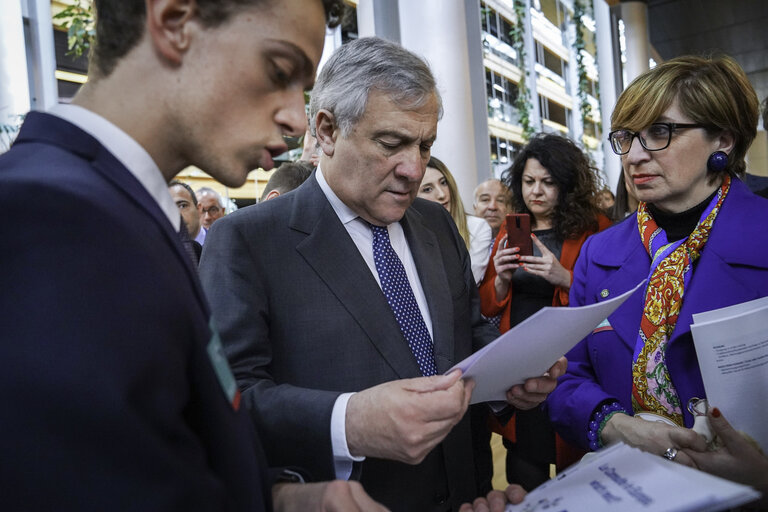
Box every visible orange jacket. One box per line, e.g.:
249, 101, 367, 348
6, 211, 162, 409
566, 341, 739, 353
478, 214, 612, 334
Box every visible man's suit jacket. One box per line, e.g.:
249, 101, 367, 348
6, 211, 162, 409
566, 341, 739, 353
200, 174, 499, 511
0, 112, 270, 511
546, 177, 768, 449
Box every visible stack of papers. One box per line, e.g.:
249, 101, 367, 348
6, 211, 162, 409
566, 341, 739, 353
505, 443, 760, 512
691, 295, 768, 453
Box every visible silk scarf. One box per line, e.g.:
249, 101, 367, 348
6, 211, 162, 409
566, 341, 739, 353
631, 175, 731, 425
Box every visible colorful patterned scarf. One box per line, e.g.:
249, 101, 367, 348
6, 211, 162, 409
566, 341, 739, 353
631, 175, 731, 425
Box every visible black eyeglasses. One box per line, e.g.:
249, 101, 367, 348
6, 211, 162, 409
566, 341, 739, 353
608, 122, 707, 155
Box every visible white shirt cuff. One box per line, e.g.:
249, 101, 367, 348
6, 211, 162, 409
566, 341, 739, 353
331, 392, 365, 480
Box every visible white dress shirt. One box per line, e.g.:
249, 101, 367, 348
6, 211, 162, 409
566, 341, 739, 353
47, 104, 179, 231
315, 167, 435, 479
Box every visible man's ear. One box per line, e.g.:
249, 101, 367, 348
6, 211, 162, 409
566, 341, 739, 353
264, 190, 281, 201
146, 0, 197, 66
314, 109, 339, 157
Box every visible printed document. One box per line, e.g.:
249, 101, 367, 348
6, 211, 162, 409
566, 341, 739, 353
452, 281, 645, 404
691, 296, 768, 452
504, 443, 760, 512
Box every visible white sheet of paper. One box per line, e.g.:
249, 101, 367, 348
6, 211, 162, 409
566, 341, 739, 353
505, 443, 760, 512
452, 281, 645, 404
691, 298, 768, 452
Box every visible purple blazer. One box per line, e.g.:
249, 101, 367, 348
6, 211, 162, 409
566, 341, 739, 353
546, 178, 768, 450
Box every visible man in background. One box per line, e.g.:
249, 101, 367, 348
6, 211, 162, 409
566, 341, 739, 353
474, 179, 511, 238
195, 186, 226, 245
170, 180, 202, 238
260, 160, 314, 201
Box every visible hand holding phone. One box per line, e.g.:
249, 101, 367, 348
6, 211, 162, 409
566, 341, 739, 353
505, 213, 532, 256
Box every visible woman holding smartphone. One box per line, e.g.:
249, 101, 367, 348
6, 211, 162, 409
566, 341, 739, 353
478, 133, 611, 489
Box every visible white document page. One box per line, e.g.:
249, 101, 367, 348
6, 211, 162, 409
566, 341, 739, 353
505, 443, 760, 512
453, 281, 645, 404
691, 299, 768, 452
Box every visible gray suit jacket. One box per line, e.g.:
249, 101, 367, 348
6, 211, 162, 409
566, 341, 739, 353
200, 174, 499, 510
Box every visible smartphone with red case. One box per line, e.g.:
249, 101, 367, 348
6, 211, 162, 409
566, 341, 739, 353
505, 213, 533, 256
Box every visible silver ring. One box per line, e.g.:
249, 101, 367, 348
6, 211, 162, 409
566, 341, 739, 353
663, 447, 678, 461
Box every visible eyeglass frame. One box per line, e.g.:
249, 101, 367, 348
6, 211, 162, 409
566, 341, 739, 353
607, 122, 709, 155
200, 205, 222, 215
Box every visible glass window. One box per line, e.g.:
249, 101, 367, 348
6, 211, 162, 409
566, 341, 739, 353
486, 69, 520, 125
480, 2, 519, 66
539, 96, 570, 129
538, 0, 568, 28
490, 135, 522, 178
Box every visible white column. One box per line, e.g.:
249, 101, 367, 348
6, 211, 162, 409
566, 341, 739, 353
621, 1, 650, 84
356, 0, 376, 38
0, 0, 31, 131
594, 0, 621, 189
23, 0, 58, 110
356, 0, 401, 43
398, 0, 489, 209
318, 25, 343, 75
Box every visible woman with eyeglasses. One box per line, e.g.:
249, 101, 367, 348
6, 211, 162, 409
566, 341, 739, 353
546, 55, 768, 501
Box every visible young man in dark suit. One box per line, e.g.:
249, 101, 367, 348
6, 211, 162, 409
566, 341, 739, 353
200, 37, 566, 511
0, 0, 389, 510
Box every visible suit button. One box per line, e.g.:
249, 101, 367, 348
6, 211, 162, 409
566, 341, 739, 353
434, 492, 448, 505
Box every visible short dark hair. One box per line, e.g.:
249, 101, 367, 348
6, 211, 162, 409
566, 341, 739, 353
169, 179, 197, 206
91, 0, 345, 77
260, 161, 314, 201
502, 133, 601, 240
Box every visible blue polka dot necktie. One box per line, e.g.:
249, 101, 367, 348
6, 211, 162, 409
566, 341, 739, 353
369, 223, 437, 376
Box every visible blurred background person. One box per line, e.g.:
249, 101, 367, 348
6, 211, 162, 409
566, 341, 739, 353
299, 127, 322, 167
473, 179, 512, 238
195, 187, 226, 245
478, 133, 611, 490
169, 180, 201, 241
546, 56, 768, 500
418, 156, 493, 284
609, 170, 640, 221
260, 161, 314, 201
169, 180, 202, 264
595, 187, 615, 215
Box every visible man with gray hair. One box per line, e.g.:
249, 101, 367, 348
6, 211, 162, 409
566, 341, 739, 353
195, 187, 226, 245
201, 37, 564, 509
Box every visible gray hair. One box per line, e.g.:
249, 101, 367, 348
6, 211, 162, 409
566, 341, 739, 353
195, 187, 224, 208
309, 37, 443, 137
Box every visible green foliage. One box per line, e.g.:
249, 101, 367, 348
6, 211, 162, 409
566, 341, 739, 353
510, 0, 535, 140
53, 0, 95, 58
573, 0, 599, 141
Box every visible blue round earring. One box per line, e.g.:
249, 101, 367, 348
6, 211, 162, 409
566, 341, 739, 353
707, 151, 728, 173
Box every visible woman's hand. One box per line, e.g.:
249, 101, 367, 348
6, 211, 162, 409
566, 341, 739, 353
600, 413, 702, 467
672, 408, 768, 503
493, 235, 520, 302
518, 234, 572, 289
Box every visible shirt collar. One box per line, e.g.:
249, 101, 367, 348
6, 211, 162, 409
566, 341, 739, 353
48, 104, 180, 231
315, 166, 362, 226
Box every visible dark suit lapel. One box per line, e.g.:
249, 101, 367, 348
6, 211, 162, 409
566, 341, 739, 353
289, 177, 422, 378
400, 208, 455, 374
16, 112, 209, 316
